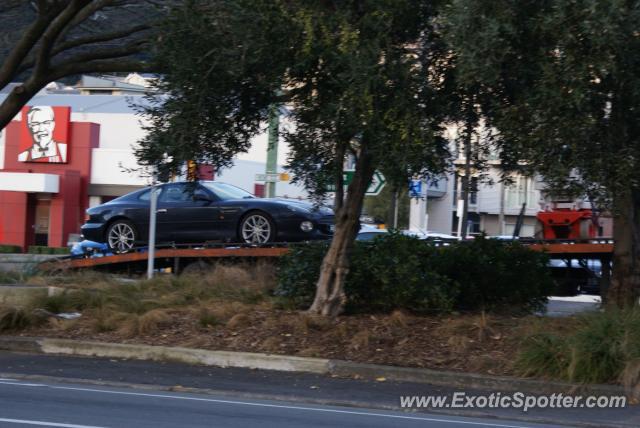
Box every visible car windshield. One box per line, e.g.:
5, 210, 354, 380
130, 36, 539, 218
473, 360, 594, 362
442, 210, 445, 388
201, 182, 254, 200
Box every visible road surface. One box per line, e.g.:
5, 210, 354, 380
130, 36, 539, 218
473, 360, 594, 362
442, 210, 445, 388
0, 377, 563, 428
0, 351, 636, 427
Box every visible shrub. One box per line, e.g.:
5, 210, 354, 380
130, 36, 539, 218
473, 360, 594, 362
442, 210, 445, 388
27, 246, 69, 255
275, 234, 553, 314
516, 309, 640, 385
429, 238, 554, 313
0, 245, 22, 254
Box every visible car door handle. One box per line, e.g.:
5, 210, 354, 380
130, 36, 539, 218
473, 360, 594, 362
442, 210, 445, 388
156, 209, 168, 213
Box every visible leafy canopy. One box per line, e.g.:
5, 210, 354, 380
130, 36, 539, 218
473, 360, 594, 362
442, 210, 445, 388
444, 0, 640, 203
138, 0, 452, 194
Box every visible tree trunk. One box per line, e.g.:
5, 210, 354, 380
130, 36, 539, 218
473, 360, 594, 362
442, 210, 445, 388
0, 78, 45, 131
607, 189, 640, 308
308, 149, 375, 317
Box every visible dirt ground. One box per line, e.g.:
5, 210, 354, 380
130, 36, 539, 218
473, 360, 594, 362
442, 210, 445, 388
15, 304, 558, 377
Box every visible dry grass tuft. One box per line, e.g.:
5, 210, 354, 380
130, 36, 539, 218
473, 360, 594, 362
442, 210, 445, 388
116, 308, 172, 337
197, 307, 222, 328
447, 335, 472, 353
260, 336, 281, 353
0, 305, 37, 331
226, 313, 251, 329
472, 311, 494, 342
386, 310, 409, 328
91, 309, 128, 333
297, 346, 323, 357
296, 314, 333, 335
350, 329, 370, 350
333, 322, 350, 339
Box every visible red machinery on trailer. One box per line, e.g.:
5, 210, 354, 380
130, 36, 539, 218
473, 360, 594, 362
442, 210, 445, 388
537, 208, 597, 240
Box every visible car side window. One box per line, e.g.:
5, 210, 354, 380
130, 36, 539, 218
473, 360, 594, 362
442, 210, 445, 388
138, 190, 151, 201
159, 185, 192, 203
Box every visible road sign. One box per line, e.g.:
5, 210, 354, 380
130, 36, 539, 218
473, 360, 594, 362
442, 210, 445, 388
255, 173, 290, 183
409, 178, 428, 199
325, 170, 386, 196
367, 171, 386, 195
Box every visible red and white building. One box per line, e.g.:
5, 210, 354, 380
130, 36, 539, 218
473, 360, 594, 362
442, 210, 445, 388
0, 75, 305, 250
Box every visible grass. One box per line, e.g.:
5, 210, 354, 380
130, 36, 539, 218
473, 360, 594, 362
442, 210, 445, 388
2, 261, 277, 335
515, 309, 640, 387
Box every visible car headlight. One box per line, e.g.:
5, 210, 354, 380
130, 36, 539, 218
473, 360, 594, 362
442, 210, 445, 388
300, 221, 314, 232
286, 205, 312, 214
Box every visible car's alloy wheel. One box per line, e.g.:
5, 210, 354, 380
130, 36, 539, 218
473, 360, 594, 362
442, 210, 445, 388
107, 221, 137, 253
241, 213, 273, 244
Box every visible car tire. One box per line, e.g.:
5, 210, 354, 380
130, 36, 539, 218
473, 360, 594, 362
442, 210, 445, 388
238, 211, 276, 244
105, 219, 138, 254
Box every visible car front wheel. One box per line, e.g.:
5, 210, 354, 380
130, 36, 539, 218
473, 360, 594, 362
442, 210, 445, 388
239, 212, 274, 244
106, 220, 137, 254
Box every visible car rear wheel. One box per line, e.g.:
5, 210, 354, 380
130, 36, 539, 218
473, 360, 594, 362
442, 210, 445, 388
240, 212, 274, 244
106, 220, 137, 254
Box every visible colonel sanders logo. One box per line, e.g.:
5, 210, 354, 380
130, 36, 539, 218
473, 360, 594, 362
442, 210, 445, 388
18, 106, 69, 163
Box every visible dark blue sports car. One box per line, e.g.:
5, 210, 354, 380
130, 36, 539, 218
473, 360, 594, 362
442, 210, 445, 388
81, 181, 334, 253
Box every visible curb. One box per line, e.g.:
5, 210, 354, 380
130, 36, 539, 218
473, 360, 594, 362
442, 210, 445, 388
0, 336, 626, 398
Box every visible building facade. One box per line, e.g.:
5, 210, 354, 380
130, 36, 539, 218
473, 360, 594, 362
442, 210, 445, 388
0, 75, 305, 249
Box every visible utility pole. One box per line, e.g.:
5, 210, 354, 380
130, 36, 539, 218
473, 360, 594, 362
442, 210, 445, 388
459, 117, 472, 239
146, 183, 160, 279
265, 104, 279, 198
498, 181, 505, 235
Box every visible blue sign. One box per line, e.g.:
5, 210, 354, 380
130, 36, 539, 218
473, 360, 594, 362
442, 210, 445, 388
409, 179, 423, 198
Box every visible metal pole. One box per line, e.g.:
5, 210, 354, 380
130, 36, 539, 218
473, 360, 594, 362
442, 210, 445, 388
147, 185, 159, 279
266, 104, 279, 198
498, 181, 505, 235
393, 189, 399, 229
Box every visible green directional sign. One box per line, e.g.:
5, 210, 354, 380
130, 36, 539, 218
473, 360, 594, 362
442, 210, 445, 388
326, 170, 386, 195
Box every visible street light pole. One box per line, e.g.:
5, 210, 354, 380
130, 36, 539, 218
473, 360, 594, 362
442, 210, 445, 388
265, 104, 279, 198
147, 184, 159, 279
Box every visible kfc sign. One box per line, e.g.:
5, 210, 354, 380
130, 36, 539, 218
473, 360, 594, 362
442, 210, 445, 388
18, 106, 70, 163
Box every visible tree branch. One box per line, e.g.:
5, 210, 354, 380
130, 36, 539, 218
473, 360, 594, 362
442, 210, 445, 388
0, 3, 61, 89
56, 23, 150, 54
49, 58, 153, 81
55, 39, 148, 67
34, 0, 92, 76
58, 0, 128, 41
17, 23, 150, 74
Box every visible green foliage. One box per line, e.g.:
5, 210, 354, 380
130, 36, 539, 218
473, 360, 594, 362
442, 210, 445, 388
362, 185, 410, 229
139, 1, 451, 195
27, 246, 68, 255
29, 263, 273, 317
276, 234, 553, 314
432, 238, 553, 313
516, 309, 640, 384
444, 0, 640, 202
135, 0, 295, 181
0, 245, 21, 254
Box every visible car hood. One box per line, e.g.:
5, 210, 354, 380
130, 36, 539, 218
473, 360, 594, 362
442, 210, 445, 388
270, 198, 333, 215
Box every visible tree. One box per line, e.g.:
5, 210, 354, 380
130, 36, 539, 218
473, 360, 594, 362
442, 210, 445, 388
0, 0, 166, 131
444, 0, 640, 306
137, 0, 451, 316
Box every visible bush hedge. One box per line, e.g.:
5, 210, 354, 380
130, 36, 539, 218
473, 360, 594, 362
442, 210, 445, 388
0, 245, 22, 254
27, 246, 69, 255
275, 233, 554, 314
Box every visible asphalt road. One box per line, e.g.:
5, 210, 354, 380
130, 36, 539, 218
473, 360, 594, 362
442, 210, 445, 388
0, 352, 636, 427
0, 377, 563, 428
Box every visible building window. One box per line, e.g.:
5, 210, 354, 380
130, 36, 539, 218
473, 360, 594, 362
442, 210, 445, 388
453, 174, 478, 206
505, 176, 537, 209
